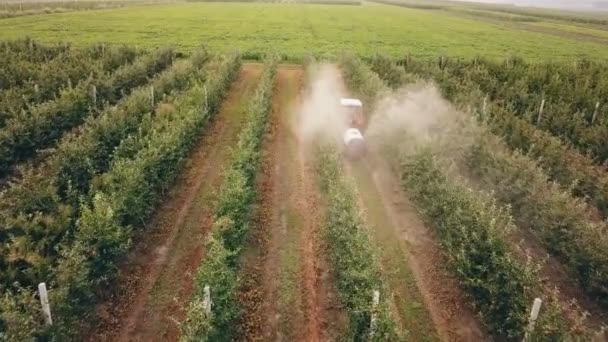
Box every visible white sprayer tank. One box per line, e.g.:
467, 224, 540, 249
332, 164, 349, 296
343, 128, 366, 159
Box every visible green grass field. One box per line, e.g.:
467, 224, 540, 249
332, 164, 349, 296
531, 20, 608, 39
3, 2, 608, 60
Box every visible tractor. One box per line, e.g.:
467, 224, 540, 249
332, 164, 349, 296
340, 98, 367, 159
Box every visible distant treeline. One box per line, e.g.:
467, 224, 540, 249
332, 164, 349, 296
186, 0, 361, 4
0, 0, 170, 19
486, 6, 608, 26
367, 0, 443, 10
453, 8, 541, 22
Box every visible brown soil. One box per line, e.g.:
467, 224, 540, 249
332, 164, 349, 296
509, 225, 608, 330
331, 63, 485, 340
238, 65, 345, 341
344, 152, 488, 341
83, 64, 262, 342
370, 156, 488, 341
457, 152, 608, 332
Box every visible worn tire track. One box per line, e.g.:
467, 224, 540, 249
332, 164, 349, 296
333, 61, 487, 340
84, 64, 262, 342
238, 65, 343, 341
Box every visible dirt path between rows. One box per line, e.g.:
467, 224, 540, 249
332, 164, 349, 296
84, 64, 262, 342
508, 218, 608, 330
238, 65, 345, 341
349, 154, 488, 341
335, 60, 487, 338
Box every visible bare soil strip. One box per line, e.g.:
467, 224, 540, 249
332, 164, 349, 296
238, 65, 344, 341
459, 163, 608, 330
85, 64, 262, 342
509, 224, 608, 329
344, 152, 487, 341
331, 60, 487, 340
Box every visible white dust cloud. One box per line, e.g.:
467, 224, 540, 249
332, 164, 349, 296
296, 63, 476, 159
365, 81, 477, 159
295, 63, 350, 146
366, 83, 454, 144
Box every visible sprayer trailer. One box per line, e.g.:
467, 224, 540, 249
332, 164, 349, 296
340, 98, 367, 159
343, 128, 366, 159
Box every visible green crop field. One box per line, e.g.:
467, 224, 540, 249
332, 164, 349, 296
531, 20, 608, 39
2, 2, 608, 60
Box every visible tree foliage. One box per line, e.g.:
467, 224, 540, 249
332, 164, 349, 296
0, 42, 141, 124
400, 56, 608, 164
316, 145, 399, 341
181, 55, 276, 341
0, 49, 216, 339
343, 54, 598, 339
0, 47, 175, 178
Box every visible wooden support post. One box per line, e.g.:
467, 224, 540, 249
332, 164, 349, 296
482, 95, 488, 117
91, 85, 97, 107
369, 290, 380, 338
592, 101, 600, 124
203, 285, 212, 316
38, 283, 53, 326
203, 86, 208, 111
537, 99, 545, 125
523, 298, 542, 342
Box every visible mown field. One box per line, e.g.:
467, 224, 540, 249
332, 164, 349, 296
2, 2, 608, 59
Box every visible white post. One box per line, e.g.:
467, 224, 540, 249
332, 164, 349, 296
483, 95, 488, 116
592, 101, 600, 124
150, 85, 155, 109
537, 99, 545, 125
203, 285, 212, 316
38, 283, 53, 326
523, 298, 542, 342
34, 84, 39, 94
91, 85, 97, 107
67, 78, 72, 89
203, 86, 208, 110
369, 290, 380, 338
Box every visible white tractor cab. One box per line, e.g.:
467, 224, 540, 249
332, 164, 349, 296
340, 98, 365, 131
340, 98, 366, 159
